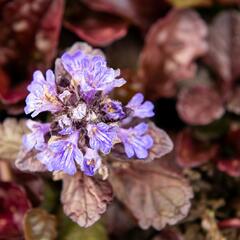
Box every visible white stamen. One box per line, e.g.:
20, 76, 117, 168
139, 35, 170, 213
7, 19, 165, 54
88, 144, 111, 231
72, 103, 87, 120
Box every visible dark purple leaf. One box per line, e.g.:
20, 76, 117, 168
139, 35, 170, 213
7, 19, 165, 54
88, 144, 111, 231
176, 129, 219, 168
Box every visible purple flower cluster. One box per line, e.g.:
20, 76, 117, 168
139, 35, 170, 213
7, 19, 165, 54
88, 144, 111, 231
23, 48, 155, 176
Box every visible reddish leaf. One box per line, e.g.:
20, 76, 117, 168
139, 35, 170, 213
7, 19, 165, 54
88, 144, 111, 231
138, 10, 208, 99
205, 11, 240, 96
0, 0, 63, 107
218, 218, 240, 229
61, 173, 113, 227
177, 85, 225, 125
64, 16, 128, 47
227, 87, 240, 115
82, 0, 169, 30
0, 182, 31, 238
176, 129, 219, 168
109, 160, 193, 230
217, 158, 240, 177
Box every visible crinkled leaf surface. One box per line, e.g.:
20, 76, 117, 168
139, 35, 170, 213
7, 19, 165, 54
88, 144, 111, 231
138, 9, 208, 99
24, 208, 57, 240
111, 121, 173, 162
109, 160, 193, 230
176, 129, 218, 168
58, 211, 108, 240
0, 182, 31, 238
61, 173, 113, 227
177, 85, 225, 125
205, 11, 240, 94
0, 118, 27, 162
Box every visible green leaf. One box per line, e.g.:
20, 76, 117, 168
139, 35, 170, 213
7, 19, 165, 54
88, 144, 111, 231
24, 208, 57, 240
167, 0, 212, 8
58, 210, 108, 240
41, 181, 60, 212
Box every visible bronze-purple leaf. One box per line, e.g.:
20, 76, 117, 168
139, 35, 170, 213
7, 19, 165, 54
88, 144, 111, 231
205, 11, 240, 95
176, 129, 219, 168
61, 172, 113, 227
0, 118, 27, 162
109, 160, 193, 230
15, 148, 47, 173
138, 9, 208, 99
177, 85, 225, 125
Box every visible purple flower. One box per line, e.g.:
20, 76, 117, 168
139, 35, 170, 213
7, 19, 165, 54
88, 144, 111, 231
21, 44, 160, 178
118, 123, 153, 159
126, 93, 154, 118
87, 123, 117, 154
103, 100, 125, 120
81, 148, 102, 176
23, 120, 50, 151
37, 131, 83, 175
61, 51, 126, 93
24, 70, 62, 117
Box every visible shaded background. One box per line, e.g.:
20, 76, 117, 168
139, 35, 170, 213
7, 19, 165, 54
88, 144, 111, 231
1, 0, 240, 239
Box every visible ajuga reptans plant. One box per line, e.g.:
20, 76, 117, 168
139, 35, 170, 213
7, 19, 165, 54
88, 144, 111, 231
16, 43, 192, 229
